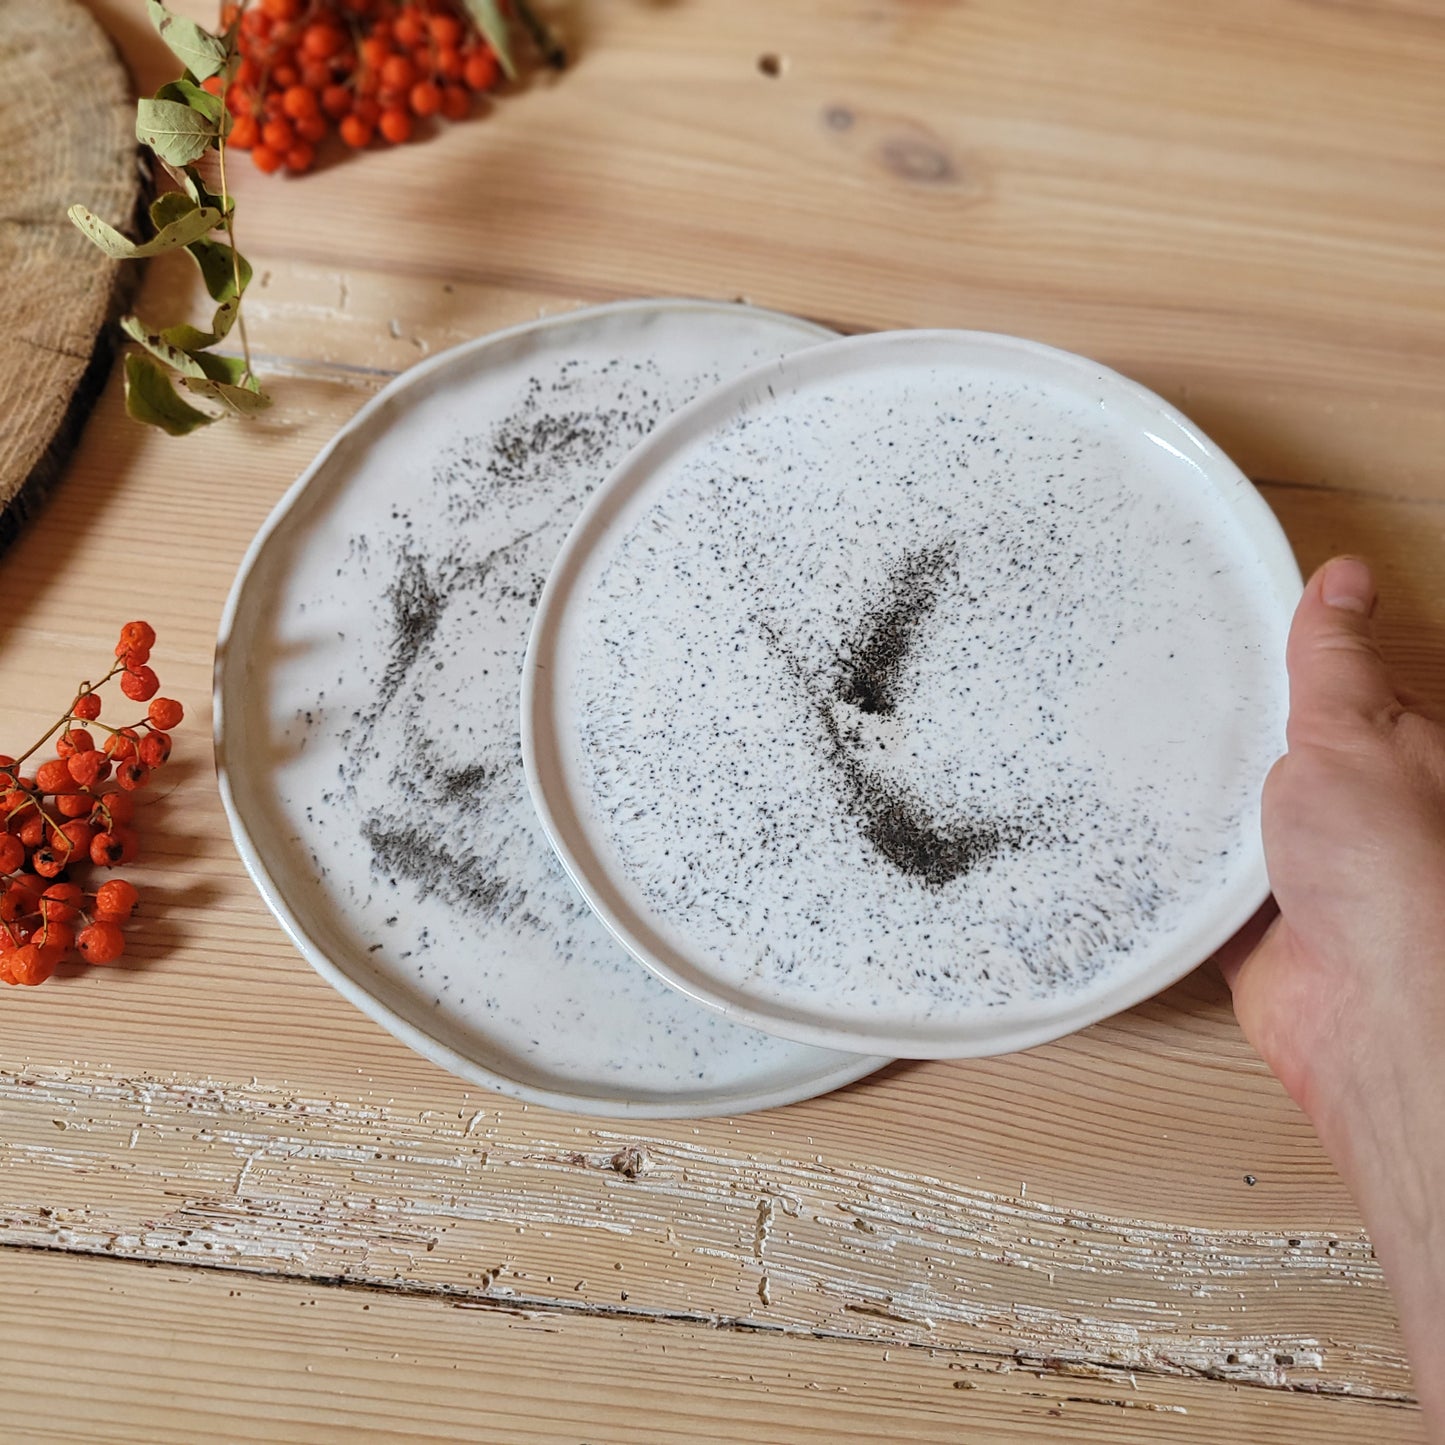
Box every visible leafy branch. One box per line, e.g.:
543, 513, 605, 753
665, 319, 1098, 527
68, 1, 267, 435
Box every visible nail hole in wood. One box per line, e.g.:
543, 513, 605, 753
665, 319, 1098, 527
758, 53, 784, 77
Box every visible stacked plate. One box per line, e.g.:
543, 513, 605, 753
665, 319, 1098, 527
216, 300, 1299, 1117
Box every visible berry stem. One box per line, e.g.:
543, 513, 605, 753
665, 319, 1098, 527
513, 0, 565, 69
11, 662, 126, 769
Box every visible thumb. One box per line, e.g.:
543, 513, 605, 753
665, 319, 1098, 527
1285, 556, 1399, 744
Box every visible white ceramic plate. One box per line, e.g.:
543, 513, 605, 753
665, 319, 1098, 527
215, 300, 888, 1116
523, 330, 1302, 1059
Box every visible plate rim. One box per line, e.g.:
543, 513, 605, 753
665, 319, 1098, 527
213, 296, 890, 1118
521, 326, 1304, 1059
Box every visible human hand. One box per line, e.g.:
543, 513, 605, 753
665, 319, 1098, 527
1222, 555, 1445, 1437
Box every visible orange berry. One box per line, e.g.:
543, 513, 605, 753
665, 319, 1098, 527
380, 53, 415, 90
229, 112, 260, 150
43, 881, 84, 908
72, 692, 102, 721
281, 84, 319, 119
0, 835, 22, 873
31, 847, 66, 879
9, 943, 55, 985
242, 8, 274, 38
409, 79, 442, 117
436, 47, 464, 82
78, 922, 126, 966
93, 790, 135, 826
262, 116, 296, 152
56, 729, 95, 759
295, 112, 328, 143
321, 83, 353, 118
360, 35, 390, 70
120, 667, 160, 703
116, 760, 151, 792
339, 113, 374, 147
261, 0, 302, 19
201, 74, 225, 97
379, 107, 413, 143
440, 85, 469, 121
301, 60, 334, 91
56, 793, 92, 818
117, 621, 156, 656
57, 821, 95, 859
35, 759, 78, 795
273, 62, 300, 89
285, 141, 316, 172
235, 55, 262, 88
104, 729, 139, 762
68, 751, 109, 787
90, 832, 125, 867
40, 919, 75, 954
17, 815, 45, 848
464, 48, 499, 92
393, 11, 425, 47
302, 24, 346, 60
1, 886, 35, 923
429, 13, 463, 48
353, 96, 382, 124
95, 879, 139, 918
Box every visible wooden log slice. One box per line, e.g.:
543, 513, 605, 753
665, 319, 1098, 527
0, 0, 143, 551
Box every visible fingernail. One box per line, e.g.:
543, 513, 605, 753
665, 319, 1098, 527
1320, 556, 1376, 615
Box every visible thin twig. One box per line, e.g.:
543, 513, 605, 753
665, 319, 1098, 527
513, 0, 566, 69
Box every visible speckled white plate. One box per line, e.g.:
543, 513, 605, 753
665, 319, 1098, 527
214, 299, 888, 1116
523, 330, 1302, 1059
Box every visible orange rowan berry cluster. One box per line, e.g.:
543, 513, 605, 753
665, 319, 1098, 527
217, 0, 502, 173
0, 623, 185, 987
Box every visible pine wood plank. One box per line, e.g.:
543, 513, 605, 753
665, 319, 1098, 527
0, 1248, 1426, 1443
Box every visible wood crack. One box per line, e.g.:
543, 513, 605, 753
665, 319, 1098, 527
0, 1239, 1415, 1408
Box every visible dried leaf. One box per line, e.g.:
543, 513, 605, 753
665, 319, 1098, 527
146, 0, 227, 82
136, 98, 217, 168
68, 197, 222, 259
185, 238, 252, 304
155, 78, 225, 126
123, 353, 214, 435
166, 162, 233, 217
460, 0, 517, 78
180, 374, 272, 415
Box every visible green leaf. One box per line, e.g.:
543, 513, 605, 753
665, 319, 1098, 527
194, 352, 250, 385
136, 98, 217, 167
185, 238, 252, 304
180, 374, 272, 416
68, 197, 222, 259
160, 294, 240, 350
149, 190, 198, 229
155, 78, 225, 126
119, 315, 210, 380
146, 0, 228, 81
123, 353, 214, 435
460, 0, 517, 78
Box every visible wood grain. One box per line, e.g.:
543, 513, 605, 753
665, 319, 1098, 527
0, 1249, 1426, 1443
7, 0, 1445, 1437
0, 0, 140, 550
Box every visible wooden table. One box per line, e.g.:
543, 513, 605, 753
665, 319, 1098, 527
4, 2, 1442, 1439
